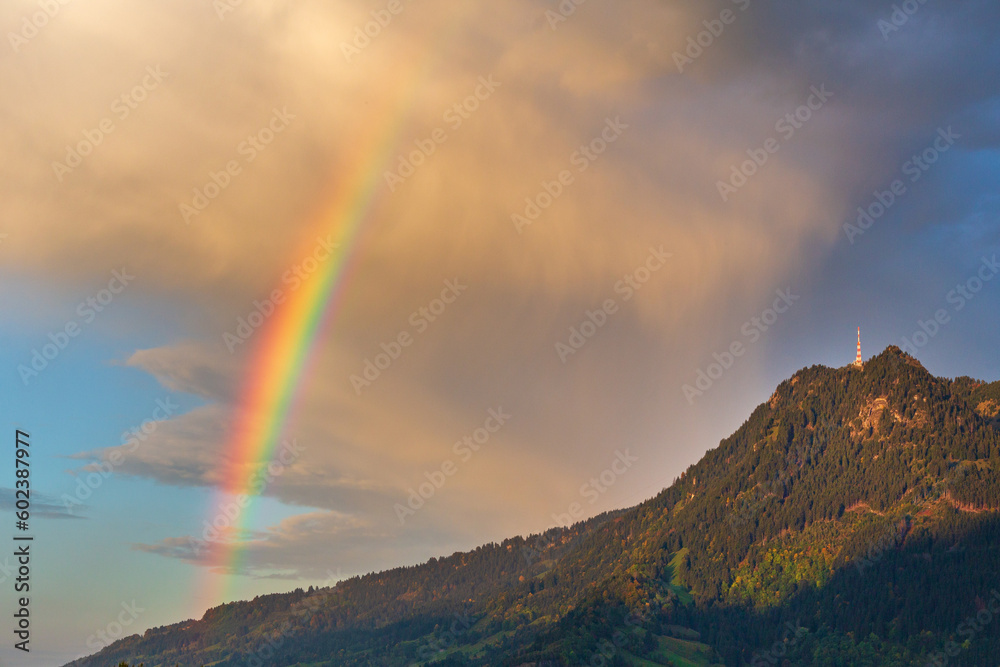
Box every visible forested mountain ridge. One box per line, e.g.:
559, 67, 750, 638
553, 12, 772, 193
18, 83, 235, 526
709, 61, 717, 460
71, 347, 1000, 666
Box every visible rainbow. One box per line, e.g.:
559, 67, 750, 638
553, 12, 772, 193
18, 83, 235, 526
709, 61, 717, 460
195, 32, 462, 607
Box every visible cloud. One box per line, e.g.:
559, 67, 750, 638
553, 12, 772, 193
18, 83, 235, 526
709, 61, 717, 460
0, 488, 84, 520
1, 0, 840, 315
134, 509, 456, 580
5, 0, 999, 577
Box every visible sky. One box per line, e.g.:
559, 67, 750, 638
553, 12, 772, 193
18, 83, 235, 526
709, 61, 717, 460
1, 0, 999, 664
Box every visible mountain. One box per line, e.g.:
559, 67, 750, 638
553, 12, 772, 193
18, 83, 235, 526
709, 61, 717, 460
71, 347, 1000, 666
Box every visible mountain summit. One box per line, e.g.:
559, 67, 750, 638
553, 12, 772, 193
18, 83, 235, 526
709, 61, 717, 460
72, 348, 1000, 666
